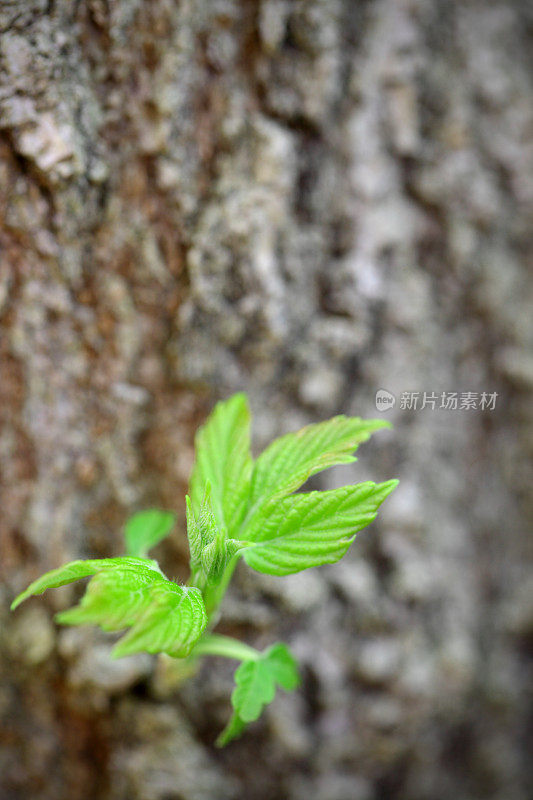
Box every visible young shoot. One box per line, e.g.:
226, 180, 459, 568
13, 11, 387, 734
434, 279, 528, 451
11, 393, 398, 745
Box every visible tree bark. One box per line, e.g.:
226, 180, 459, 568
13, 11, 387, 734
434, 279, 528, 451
1, 2, 532, 799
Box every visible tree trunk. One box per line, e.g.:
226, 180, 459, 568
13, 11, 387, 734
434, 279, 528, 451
1, 1, 531, 799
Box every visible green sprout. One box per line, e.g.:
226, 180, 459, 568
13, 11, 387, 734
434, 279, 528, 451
11, 393, 398, 745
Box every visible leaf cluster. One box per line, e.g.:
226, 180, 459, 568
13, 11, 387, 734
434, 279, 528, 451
11, 393, 397, 744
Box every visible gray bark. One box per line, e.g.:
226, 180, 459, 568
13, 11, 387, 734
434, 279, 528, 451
1, 1, 532, 799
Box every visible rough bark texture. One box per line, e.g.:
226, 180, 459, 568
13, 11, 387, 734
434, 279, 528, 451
1, 1, 532, 799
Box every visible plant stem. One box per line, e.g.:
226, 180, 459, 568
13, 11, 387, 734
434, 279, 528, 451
190, 633, 261, 662
202, 551, 241, 618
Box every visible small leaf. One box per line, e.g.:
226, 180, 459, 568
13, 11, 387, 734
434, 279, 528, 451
125, 509, 176, 558
233, 643, 300, 721
189, 394, 253, 531
243, 480, 399, 576
187, 489, 249, 588
10, 557, 158, 610
217, 643, 300, 746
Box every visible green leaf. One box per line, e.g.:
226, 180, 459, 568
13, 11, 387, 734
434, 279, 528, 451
189, 393, 253, 532
111, 583, 207, 659
186, 490, 249, 588
242, 480, 399, 576
247, 416, 391, 511
10, 557, 159, 610
125, 509, 176, 558
11, 557, 208, 659
217, 643, 300, 746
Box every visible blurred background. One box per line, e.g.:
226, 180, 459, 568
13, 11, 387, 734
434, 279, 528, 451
0, 1, 532, 799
